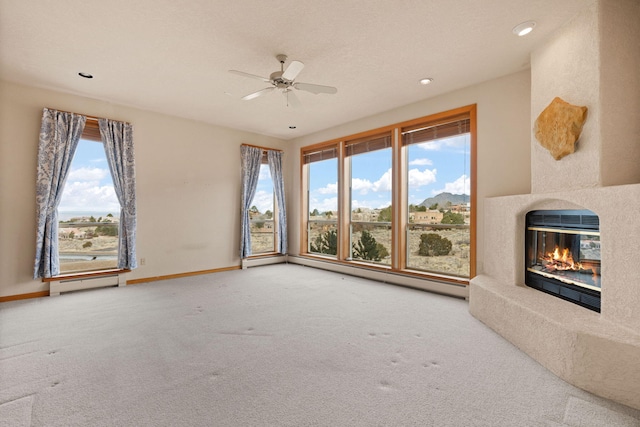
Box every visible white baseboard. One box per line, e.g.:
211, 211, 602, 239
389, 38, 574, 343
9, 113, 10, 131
287, 255, 468, 299
50, 272, 127, 296
241, 254, 288, 269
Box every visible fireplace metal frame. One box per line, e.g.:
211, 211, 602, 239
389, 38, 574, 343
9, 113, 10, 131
525, 209, 601, 312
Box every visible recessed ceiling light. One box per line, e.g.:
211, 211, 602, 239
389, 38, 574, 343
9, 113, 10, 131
512, 21, 536, 36
419, 78, 434, 85
78, 72, 93, 79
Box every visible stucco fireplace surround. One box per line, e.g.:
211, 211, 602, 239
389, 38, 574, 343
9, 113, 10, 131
469, 0, 640, 410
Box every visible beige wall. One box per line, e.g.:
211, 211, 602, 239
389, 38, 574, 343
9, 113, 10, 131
0, 80, 287, 298
287, 70, 533, 275
1, 69, 531, 298
531, 0, 640, 191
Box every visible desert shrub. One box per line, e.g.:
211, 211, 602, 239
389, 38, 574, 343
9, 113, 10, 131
441, 211, 465, 224
310, 229, 338, 255
352, 230, 389, 261
82, 241, 93, 249
418, 233, 452, 256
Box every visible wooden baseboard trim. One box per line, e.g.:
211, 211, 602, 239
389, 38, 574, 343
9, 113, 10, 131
127, 265, 241, 285
0, 291, 50, 303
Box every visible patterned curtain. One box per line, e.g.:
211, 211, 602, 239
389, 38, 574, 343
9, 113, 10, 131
99, 119, 137, 270
267, 150, 287, 254
34, 109, 86, 278
240, 145, 263, 258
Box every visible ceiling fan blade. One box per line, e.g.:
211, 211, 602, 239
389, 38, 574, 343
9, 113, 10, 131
242, 86, 275, 100
284, 89, 301, 108
229, 70, 271, 83
294, 82, 338, 95
282, 60, 304, 81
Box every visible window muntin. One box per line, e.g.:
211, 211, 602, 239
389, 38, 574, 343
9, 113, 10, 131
58, 137, 119, 273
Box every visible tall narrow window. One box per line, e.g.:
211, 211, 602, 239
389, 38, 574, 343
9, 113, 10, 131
249, 153, 276, 254
304, 145, 338, 257
240, 145, 286, 258
346, 133, 392, 265
58, 138, 119, 273
35, 109, 136, 278
403, 115, 471, 277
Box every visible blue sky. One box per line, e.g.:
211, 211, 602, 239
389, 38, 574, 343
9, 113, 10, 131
308, 134, 470, 213
58, 139, 120, 214
60, 135, 469, 216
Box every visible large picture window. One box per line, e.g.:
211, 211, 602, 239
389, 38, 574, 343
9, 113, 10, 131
300, 105, 476, 282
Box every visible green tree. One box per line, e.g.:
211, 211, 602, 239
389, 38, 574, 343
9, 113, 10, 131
97, 216, 103, 223
377, 205, 392, 222
310, 229, 338, 255
96, 224, 118, 236
352, 230, 389, 261
82, 241, 93, 249
106, 213, 113, 218
441, 211, 465, 224
69, 231, 75, 239
265, 210, 273, 219
89, 215, 96, 223
311, 208, 320, 216
418, 233, 452, 256
254, 221, 265, 229
325, 211, 333, 219
429, 203, 439, 210
250, 205, 259, 215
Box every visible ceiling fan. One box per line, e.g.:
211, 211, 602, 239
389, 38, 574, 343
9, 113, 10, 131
229, 54, 337, 106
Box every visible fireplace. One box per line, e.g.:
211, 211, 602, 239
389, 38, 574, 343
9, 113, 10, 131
525, 209, 601, 312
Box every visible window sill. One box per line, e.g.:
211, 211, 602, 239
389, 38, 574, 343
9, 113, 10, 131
299, 253, 469, 286
42, 269, 131, 283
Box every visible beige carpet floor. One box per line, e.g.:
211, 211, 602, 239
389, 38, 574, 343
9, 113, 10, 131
1, 264, 639, 426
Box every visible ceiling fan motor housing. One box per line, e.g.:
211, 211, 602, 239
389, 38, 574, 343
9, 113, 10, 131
270, 71, 293, 89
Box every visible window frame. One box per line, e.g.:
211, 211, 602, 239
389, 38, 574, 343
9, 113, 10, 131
47, 118, 126, 280
248, 154, 279, 256
300, 105, 476, 284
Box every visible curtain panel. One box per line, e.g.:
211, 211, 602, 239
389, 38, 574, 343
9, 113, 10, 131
240, 145, 263, 258
99, 119, 137, 270
34, 109, 86, 278
267, 150, 287, 254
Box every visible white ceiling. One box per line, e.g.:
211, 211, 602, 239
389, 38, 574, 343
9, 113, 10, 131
0, 0, 586, 140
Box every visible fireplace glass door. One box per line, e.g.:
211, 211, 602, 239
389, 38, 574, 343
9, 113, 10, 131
525, 210, 601, 312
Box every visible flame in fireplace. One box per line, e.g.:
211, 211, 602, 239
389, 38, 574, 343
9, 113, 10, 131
543, 246, 582, 271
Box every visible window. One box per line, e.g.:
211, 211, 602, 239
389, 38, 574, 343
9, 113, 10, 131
404, 115, 471, 277
34, 109, 137, 279
249, 154, 276, 254
304, 145, 338, 257
347, 133, 392, 265
58, 133, 119, 273
300, 105, 476, 282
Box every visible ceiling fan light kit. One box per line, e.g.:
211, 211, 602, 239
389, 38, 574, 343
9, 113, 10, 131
229, 54, 337, 105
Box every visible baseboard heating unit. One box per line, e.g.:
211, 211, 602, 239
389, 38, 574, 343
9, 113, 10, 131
49, 272, 127, 296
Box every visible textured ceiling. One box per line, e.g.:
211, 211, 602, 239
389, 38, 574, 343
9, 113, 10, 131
0, 0, 586, 140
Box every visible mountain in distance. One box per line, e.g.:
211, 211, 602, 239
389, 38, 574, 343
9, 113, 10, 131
419, 192, 469, 209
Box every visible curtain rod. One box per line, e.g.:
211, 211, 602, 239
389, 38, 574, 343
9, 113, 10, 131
241, 143, 283, 153
45, 107, 131, 125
